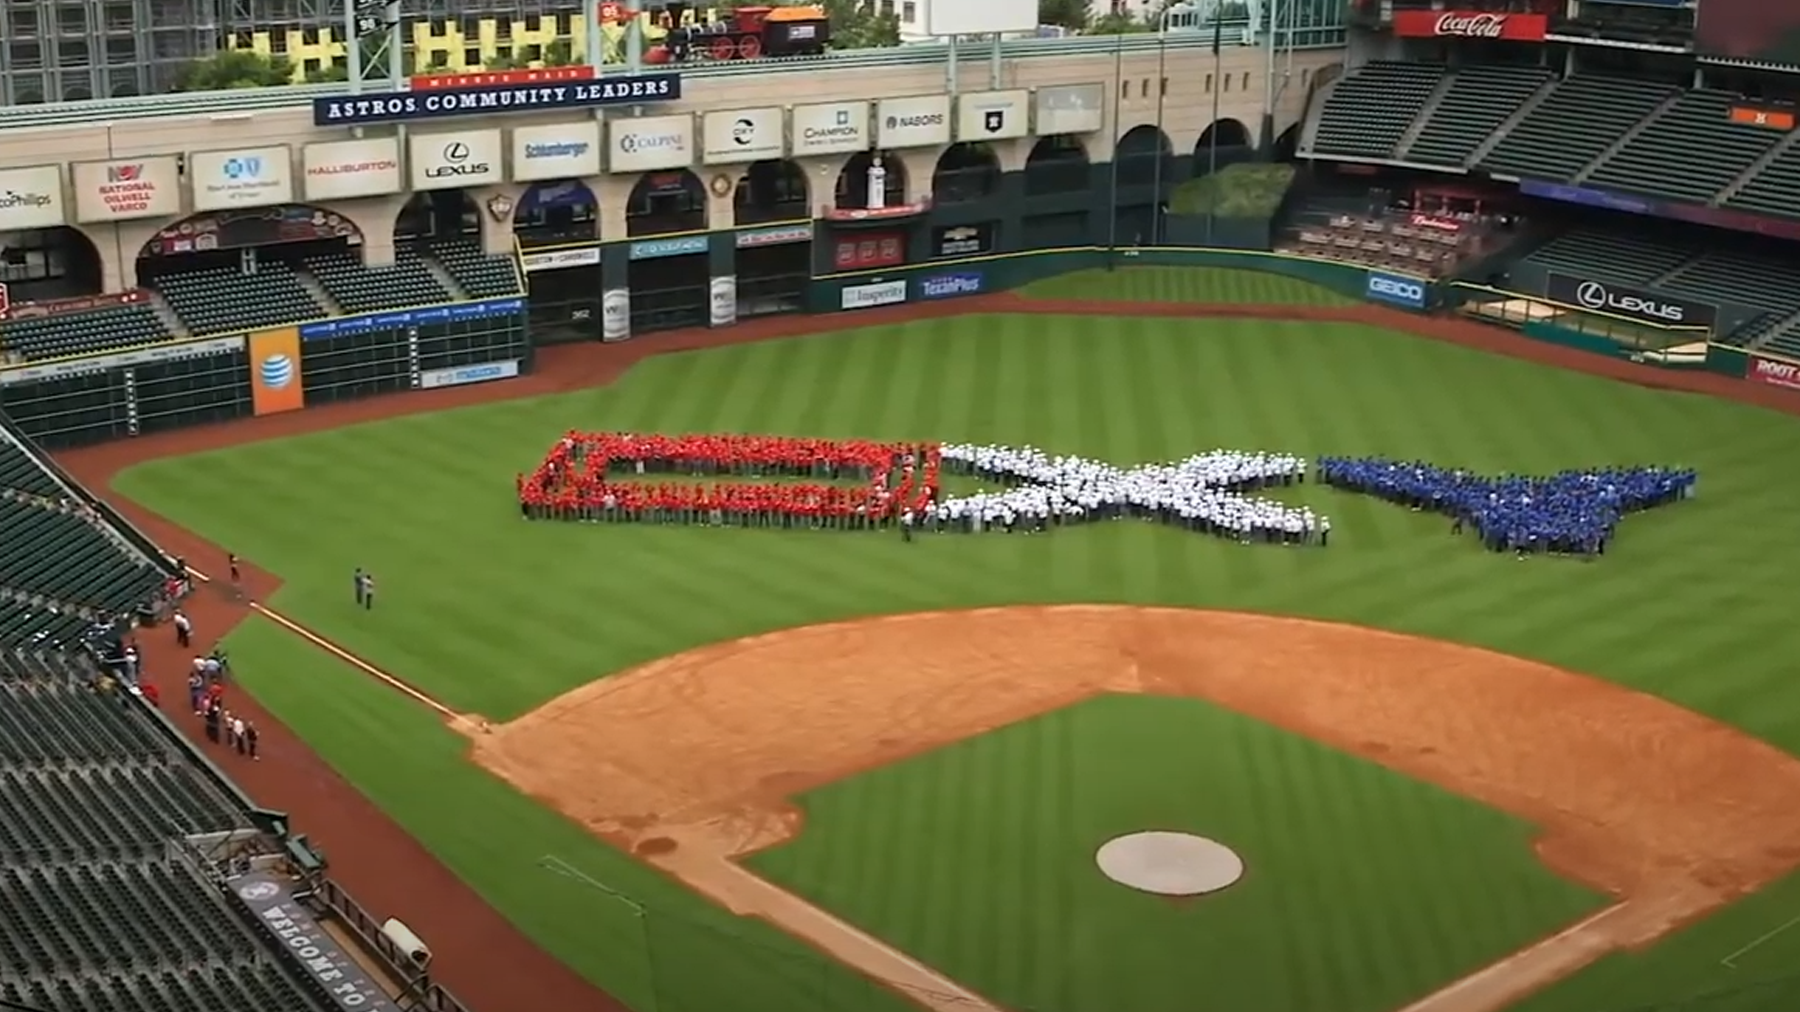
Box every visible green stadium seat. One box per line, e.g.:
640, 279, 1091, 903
1405, 64, 1553, 168
304, 246, 454, 314
1585, 90, 1787, 204
429, 240, 525, 300
1310, 61, 1447, 161
0, 303, 168, 362
1481, 75, 1677, 181
148, 263, 324, 336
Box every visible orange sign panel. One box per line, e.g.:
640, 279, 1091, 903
248, 327, 304, 416
1729, 106, 1796, 130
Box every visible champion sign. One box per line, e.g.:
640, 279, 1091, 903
1365, 271, 1427, 310
1391, 10, 1547, 40
313, 73, 681, 126
1545, 273, 1716, 328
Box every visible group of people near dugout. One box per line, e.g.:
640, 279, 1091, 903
1315, 458, 1696, 556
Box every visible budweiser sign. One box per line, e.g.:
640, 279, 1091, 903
1749, 356, 1800, 392
1410, 213, 1462, 232
1392, 10, 1547, 41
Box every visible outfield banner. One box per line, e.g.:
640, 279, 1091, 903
602, 288, 631, 341
842, 280, 907, 310
1364, 271, 1426, 310
919, 272, 984, 300
522, 247, 600, 272
709, 275, 738, 327
1545, 273, 1716, 328
1748, 356, 1800, 392
298, 297, 524, 340
230, 873, 397, 1012
248, 327, 303, 416
420, 359, 521, 390
0, 336, 241, 387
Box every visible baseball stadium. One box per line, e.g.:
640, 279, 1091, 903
4, 2, 1800, 1012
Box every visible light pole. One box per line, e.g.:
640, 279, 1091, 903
1154, 2, 1197, 245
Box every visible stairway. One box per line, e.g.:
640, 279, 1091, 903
1744, 306, 1800, 351
293, 267, 344, 317
1466, 75, 1559, 167
1713, 128, 1800, 206
421, 250, 472, 301
146, 291, 189, 340
1646, 253, 1703, 289
1393, 73, 1457, 161
1573, 91, 1680, 184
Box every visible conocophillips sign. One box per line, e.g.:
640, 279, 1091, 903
1546, 273, 1716, 327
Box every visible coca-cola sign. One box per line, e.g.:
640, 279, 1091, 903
1392, 10, 1548, 40
1749, 356, 1800, 392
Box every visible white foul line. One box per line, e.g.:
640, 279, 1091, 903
1720, 913, 1800, 969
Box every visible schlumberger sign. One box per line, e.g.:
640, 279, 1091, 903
313, 74, 681, 126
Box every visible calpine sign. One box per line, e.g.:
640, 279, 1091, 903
313, 74, 681, 126
1391, 11, 1547, 40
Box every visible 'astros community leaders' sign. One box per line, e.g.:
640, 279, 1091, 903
312, 74, 681, 126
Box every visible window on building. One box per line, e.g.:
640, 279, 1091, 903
902, 1, 915, 22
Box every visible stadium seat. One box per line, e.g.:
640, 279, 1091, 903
1522, 229, 1693, 285
1405, 65, 1553, 168
1723, 141, 1800, 219
0, 303, 169, 362
149, 263, 325, 336
1480, 75, 1677, 181
0, 500, 165, 616
1311, 61, 1446, 161
430, 240, 525, 300
304, 247, 454, 314
0, 441, 63, 497
1584, 90, 1787, 203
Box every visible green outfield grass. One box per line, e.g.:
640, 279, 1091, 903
109, 276, 1800, 1012
750, 694, 1605, 1012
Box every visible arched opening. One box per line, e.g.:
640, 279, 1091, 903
1273, 124, 1301, 162
0, 227, 105, 304
733, 160, 810, 226
1024, 135, 1090, 197
512, 180, 599, 247
133, 205, 382, 337
395, 190, 479, 243
1114, 125, 1172, 188
834, 150, 908, 211
626, 170, 707, 237
931, 143, 1001, 204
393, 190, 519, 303
1194, 119, 1257, 176
0, 227, 120, 366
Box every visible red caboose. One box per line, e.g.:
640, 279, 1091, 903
643, 2, 831, 62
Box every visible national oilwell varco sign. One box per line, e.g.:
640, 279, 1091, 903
313, 73, 681, 126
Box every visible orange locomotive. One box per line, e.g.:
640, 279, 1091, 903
642, 1, 831, 62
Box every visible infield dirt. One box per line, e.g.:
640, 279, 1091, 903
470, 605, 1800, 1012
55, 294, 1800, 1012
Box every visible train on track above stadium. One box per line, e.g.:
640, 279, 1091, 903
642, 1, 831, 62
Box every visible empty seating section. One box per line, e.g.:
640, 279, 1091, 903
1482, 76, 1675, 180
0, 304, 167, 363
1760, 325, 1800, 359
0, 680, 164, 765
306, 247, 453, 314
0, 500, 164, 613
1662, 252, 1800, 318
0, 601, 88, 650
433, 240, 525, 299
1725, 139, 1800, 218
1, 963, 321, 1012
1586, 90, 1786, 203
0, 440, 61, 497
1407, 65, 1552, 168
1523, 230, 1692, 285
0, 766, 243, 861
149, 263, 323, 336
1312, 62, 1446, 160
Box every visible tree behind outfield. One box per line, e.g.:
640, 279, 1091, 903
173, 49, 297, 90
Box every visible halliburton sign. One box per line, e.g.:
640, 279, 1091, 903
1392, 11, 1547, 40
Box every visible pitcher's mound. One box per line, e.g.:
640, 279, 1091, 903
1096, 831, 1245, 896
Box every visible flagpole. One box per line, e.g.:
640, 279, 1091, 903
1106, 28, 1123, 267
1208, 13, 1223, 244
1153, 15, 1167, 246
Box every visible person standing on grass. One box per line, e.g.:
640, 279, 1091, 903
362, 572, 375, 611
353, 567, 366, 607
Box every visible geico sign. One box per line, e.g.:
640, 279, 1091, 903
1368, 277, 1423, 300
1575, 281, 1684, 323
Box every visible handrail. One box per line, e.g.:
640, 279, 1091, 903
0, 28, 1261, 128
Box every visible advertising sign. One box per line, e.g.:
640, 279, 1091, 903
1409, 213, 1462, 232
702, 107, 785, 164
737, 223, 813, 248
956, 90, 1030, 142
932, 223, 993, 258
833, 233, 905, 270
1545, 273, 1716, 327
1033, 84, 1105, 135
628, 235, 709, 259
232, 873, 397, 1012
0, 336, 241, 387
3, 290, 146, 321
919, 272, 984, 300
512, 121, 603, 182
248, 327, 304, 416
602, 289, 631, 341
1365, 271, 1427, 310
793, 102, 871, 156
877, 95, 952, 149
522, 247, 601, 272
608, 114, 694, 173
420, 358, 521, 389
0, 165, 65, 230
1729, 106, 1796, 130
190, 147, 293, 211
302, 139, 402, 201
298, 297, 522, 340
1391, 11, 1548, 40
842, 280, 907, 310
412, 66, 592, 90
409, 129, 504, 191
313, 73, 681, 126
1749, 356, 1800, 392
709, 275, 738, 327
71, 158, 178, 223
924, 0, 1035, 36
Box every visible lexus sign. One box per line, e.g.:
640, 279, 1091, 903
1546, 273, 1716, 328
1391, 10, 1547, 41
